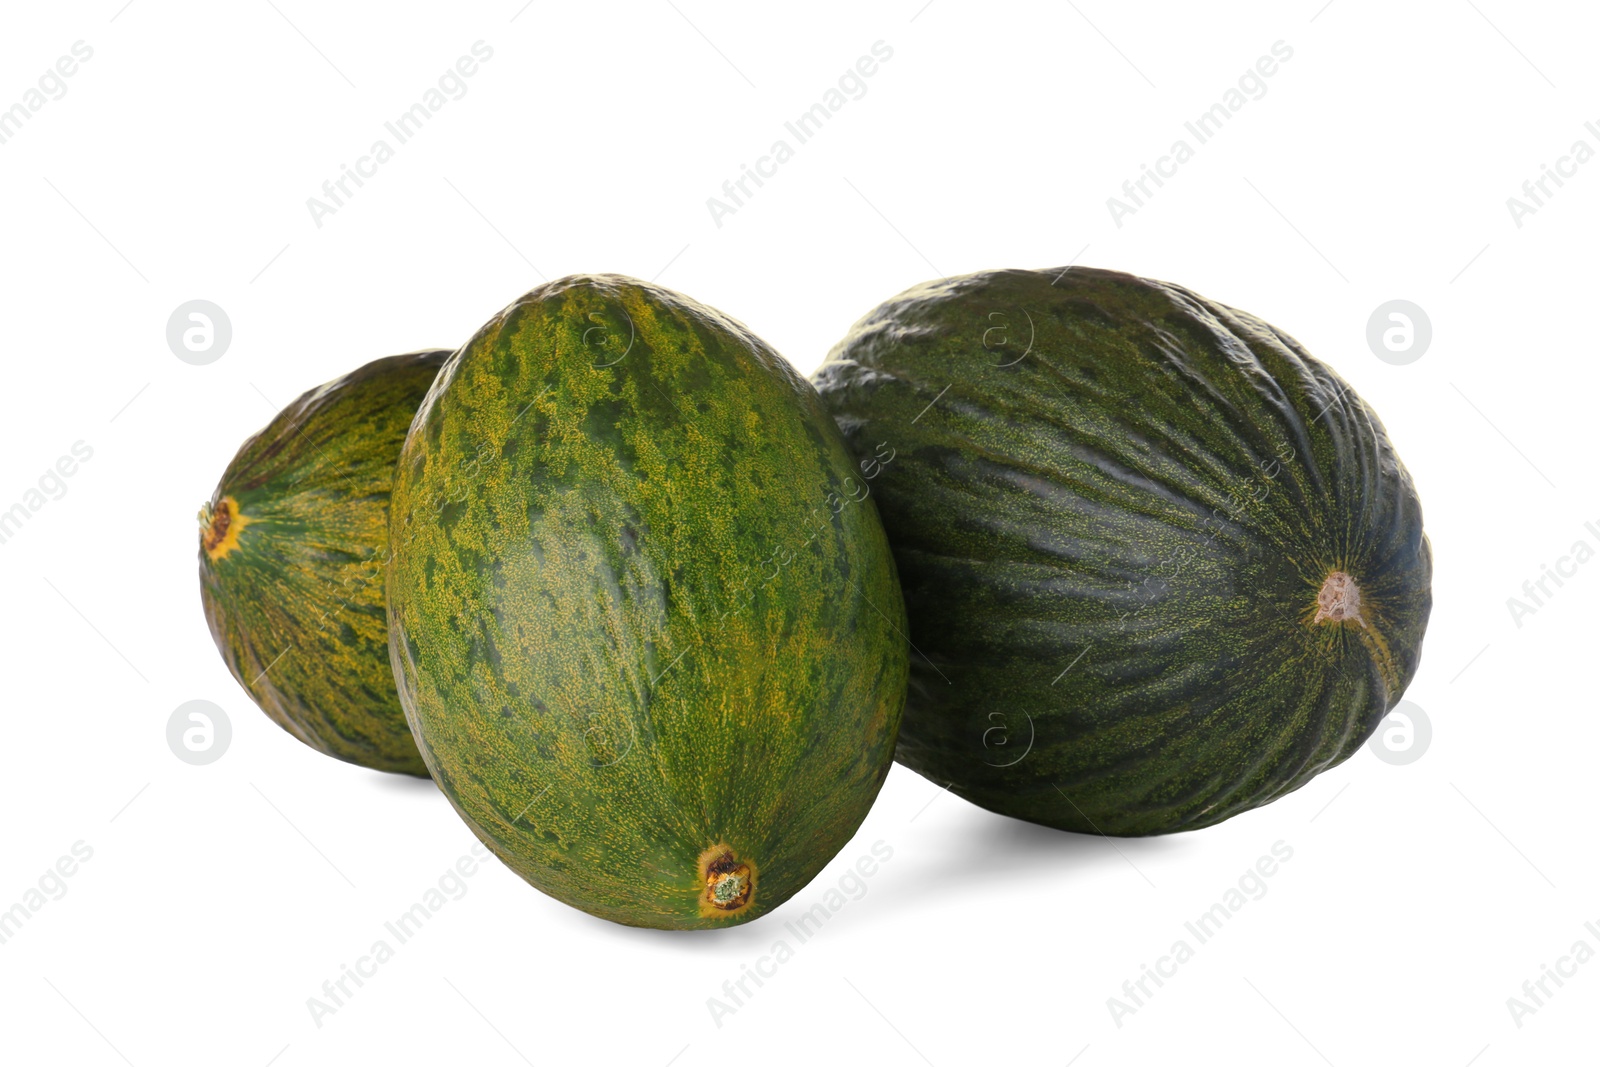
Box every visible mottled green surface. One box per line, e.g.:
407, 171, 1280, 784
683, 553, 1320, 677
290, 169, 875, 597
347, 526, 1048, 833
387, 275, 907, 929
813, 267, 1432, 836
199, 351, 448, 776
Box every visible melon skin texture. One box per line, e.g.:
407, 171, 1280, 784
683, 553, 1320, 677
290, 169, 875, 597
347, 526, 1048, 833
199, 350, 449, 777
386, 275, 907, 929
812, 266, 1432, 836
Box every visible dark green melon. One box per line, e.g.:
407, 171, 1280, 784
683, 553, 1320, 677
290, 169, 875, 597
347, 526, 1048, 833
199, 350, 449, 776
386, 274, 907, 929
812, 266, 1432, 836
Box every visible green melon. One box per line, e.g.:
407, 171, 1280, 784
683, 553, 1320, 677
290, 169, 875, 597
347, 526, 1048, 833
199, 350, 448, 776
386, 274, 907, 929
812, 266, 1432, 836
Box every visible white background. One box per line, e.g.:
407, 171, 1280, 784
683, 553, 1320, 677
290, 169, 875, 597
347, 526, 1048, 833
0, 1, 1594, 1063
